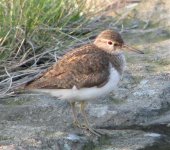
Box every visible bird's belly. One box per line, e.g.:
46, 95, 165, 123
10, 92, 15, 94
34, 67, 120, 102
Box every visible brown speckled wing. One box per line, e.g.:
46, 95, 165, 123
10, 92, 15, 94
25, 44, 110, 89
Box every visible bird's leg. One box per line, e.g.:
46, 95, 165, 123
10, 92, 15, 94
80, 101, 102, 136
70, 102, 81, 128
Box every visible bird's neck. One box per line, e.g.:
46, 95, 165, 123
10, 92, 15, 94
109, 53, 126, 75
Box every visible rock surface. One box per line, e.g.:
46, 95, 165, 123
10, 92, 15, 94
131, 0, 170, 26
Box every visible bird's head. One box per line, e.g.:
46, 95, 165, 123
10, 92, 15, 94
94, 30, 144, 54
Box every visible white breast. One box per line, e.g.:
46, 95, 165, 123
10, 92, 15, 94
34, 63, 120, 102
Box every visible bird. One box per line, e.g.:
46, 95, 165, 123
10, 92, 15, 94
24, 29, 144, 136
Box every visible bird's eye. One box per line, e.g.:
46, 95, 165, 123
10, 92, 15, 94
107, 41, 113, 45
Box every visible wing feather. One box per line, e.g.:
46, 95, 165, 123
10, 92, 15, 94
25, 45, 110, 89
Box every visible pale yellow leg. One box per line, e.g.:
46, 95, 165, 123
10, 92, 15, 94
70, 102, 81, 128
80, 101, 102, 136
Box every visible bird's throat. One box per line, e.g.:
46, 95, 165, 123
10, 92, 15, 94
109, 53, 126, 75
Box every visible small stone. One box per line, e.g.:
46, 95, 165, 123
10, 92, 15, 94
66, 134, 81, 142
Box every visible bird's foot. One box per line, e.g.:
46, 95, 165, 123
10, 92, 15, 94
81, 124, 104, 137
73, 121, 105, 136
73, 120, 82, 128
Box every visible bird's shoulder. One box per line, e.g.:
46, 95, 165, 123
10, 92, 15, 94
60, 44, 105, 61
42, 44, 108, 77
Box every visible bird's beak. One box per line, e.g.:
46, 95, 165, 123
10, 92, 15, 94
122, 44, 144, 54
